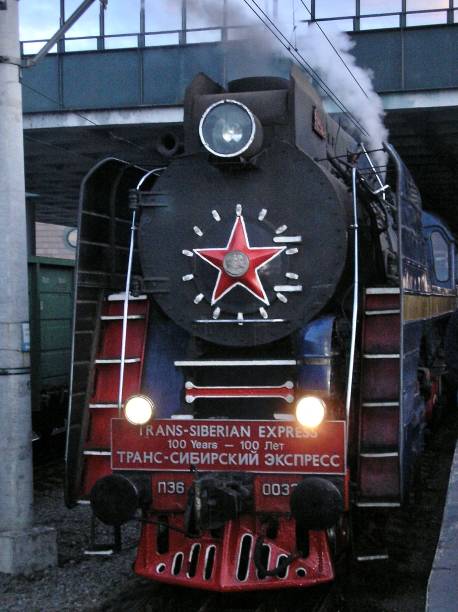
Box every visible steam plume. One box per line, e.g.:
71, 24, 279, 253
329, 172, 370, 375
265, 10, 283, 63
294, 24, 388, 167
184, 1, 388, 168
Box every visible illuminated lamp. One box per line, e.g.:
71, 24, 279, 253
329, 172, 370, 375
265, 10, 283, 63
295, 396, 326, 429
124, 395, 155, 425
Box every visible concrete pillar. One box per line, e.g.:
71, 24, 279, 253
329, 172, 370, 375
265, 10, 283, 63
0, 1, 57, 574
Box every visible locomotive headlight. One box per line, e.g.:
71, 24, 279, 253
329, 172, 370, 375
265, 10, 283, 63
199, 100, 263, 158
295, 396, 326, 429
124, 395, 155, 425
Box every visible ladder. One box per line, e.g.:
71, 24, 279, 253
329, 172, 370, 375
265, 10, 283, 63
357, 287, 402, 508
79, 293, 149, 500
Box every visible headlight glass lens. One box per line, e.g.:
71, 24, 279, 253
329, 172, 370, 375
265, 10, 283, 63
295, 396, 326, 428
124, 395, 155, 425
199, 100, 256, 157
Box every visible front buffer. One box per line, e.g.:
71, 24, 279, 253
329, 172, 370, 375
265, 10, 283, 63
107, 418, 347, 591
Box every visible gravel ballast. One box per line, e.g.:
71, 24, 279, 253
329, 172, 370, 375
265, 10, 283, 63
0, 455, 147, 612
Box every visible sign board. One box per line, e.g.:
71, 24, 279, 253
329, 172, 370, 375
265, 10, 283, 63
111, 419, 346, 475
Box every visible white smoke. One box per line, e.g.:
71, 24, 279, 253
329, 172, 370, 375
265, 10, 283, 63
293, 24, 388, 169
184, 1, 388, 168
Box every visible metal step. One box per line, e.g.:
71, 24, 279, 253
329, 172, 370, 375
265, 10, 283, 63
84, 547, 115, 556
107, 292, 147, 301
174, 359, 297, 367
100, 314, 145, 321
83, 448, 111, 456
356, 553, 389, 562
94, 357, 141, 364
360, 451, 399, 458
356, 501, 401, 508
366, 287, 400, 295
364, 309, 400, 316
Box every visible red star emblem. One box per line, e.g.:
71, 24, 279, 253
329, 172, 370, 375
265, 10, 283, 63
194, 216, 285, 305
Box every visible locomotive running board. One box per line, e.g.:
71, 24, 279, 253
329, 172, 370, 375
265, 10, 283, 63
175, 359, 297, 367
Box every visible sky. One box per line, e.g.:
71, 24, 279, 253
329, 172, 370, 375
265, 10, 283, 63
19, 0, 455, 50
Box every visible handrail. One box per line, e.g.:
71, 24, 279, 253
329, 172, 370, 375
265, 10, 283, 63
311, 8, 453, 22
20, 7, 457, 55
117, 168, 163, 415
345, 166, 359, 438
360, 143, 388, 201
117, 207, 137, 414
383, 141, 405, 500
20, 24, 253, 55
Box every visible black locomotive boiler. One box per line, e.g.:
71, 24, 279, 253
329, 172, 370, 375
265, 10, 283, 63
65, 66, 457, 592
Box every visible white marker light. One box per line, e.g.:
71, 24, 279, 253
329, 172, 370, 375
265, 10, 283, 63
295, 396, 326, 429
124, 395, 155, 425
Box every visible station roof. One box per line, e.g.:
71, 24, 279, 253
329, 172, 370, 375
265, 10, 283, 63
21, 25, 458, 232
23, 101, 458, 234
24, 122, 172, 226
388, 105, 458, 230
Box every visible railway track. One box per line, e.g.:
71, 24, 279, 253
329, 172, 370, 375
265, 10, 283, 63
95, 406, 458, 612
25, 401, 456, 612
98, 581, 344, 612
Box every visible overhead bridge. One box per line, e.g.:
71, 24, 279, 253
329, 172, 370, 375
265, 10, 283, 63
21, 23, 458, 231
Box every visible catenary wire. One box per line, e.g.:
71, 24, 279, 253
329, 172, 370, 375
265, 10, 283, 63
250, 0, 369, 116
20, 79, 152, 156
242, 0, 368, 137
316, 147, 387, 162
21, 12, 368, 140
24, 134, 96, 162
21, 11, 367, 139
244, 1, 349, 110
298, 0, 370, 100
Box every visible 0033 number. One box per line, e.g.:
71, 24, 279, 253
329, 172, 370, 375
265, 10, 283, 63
261, 482, 298, 496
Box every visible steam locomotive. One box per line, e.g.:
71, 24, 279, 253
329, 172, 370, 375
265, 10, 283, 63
65, 65, 456, 592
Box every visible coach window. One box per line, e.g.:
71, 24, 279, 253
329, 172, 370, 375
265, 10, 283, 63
431, 231, 450, 282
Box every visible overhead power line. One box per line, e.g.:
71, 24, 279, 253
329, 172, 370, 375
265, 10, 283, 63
20, 79, 152, 156
298, 0, 370, 100
242, 0, 368, 137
